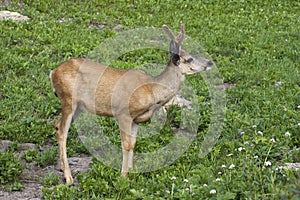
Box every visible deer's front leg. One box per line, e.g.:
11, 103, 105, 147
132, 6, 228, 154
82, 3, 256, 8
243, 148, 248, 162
128, 123, 138, 169
118, 116, 134, 177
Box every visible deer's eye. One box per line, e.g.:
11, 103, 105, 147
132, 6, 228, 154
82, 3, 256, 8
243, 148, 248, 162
186, 58, 194, 63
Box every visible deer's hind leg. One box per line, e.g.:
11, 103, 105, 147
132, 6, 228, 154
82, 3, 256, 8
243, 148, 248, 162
55, 102, 76, 184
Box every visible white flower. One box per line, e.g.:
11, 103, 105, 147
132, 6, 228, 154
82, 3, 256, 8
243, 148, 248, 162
270, 138, 276, 143
203, 184, 208, 187
275, 81, 283, 87
229, 164, 235, 169
215, 178, 221, 182
252, 125, 257, 129
185, 187, 190, 191
170, 176, 176, 180
244, 141, 250, 145
210, 189, 217, 194
240, 131, 245, 135
257, 131, 263, 135
218, 171, 222, 175
166, 190, 170, 194
285, 131, 291, 137
265, 161, 272, 167
297, 105, 300, 109
253, 155, 258, 159
238, 147, 245, 151
226, 153, 233, 157
221, 164, 226, 168
183, 179, 189, 183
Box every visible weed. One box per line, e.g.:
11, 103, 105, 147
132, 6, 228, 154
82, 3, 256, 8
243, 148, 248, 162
37, 147, 57, 167
23, 149, 39, 163
42, 184, 79, 200
5, 181, 25, 192
42, 172, 60, 187
0, 152, 23, 184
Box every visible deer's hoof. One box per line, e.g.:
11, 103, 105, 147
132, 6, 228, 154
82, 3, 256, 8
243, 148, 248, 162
122, 171, 128, 178
65, 175, 74, 185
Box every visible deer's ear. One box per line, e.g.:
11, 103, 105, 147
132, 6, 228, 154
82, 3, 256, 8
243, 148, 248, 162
170, 40, 179, 54
170, 40, 180, 66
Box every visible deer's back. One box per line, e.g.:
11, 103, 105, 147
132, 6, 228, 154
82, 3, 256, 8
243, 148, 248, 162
51, 58, 157, 117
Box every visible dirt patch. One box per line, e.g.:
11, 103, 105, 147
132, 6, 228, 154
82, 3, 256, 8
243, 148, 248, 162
0, 182, 42, 200
0, 0, 12, 7
0, 140, 92, 200
216, 82, 235, 91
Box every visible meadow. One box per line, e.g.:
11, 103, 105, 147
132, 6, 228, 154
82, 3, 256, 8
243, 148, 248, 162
0, 0, 299, 199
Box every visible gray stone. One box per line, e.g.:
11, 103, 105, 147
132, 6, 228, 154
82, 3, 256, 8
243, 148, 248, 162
113, 24, 123, 31
0, 10, 29, 21
0, 140, 12, 151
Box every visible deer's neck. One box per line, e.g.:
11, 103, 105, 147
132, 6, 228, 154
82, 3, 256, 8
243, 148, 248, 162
153, 62, 185, 104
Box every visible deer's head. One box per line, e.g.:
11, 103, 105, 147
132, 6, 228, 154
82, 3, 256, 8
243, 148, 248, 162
163, 24, 213, 75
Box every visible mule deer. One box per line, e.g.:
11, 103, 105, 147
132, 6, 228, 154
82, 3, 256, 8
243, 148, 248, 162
50, 24, 213, 184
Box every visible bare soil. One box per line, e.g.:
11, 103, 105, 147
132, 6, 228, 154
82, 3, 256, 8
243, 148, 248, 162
0, 140, 92, 200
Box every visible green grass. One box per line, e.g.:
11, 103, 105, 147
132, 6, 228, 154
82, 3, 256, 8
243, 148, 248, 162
0, 0, 299, 199
0, 151, 23, 184
42, 172, 61, 187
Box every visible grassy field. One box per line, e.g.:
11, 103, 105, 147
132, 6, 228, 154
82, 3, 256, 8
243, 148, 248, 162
0, 0, 299, 199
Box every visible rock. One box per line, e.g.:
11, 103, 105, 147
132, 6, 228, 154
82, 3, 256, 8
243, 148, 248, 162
283, 163, 300, 171
216, 83, 235, 91
0, 0, 12, 7
20, 143, 37, 151
88, 23, 105, 29
58, 17, 74, 23
0, 140, 12, 151
68, 155, 93, 174
113, 24, 123, 31
58, 17, 67, 23
88, 19, 105, 29
274, 81, 283, 87
0, 10, 29, 21
0, 182, 42, 200
0, 140, 36, 152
